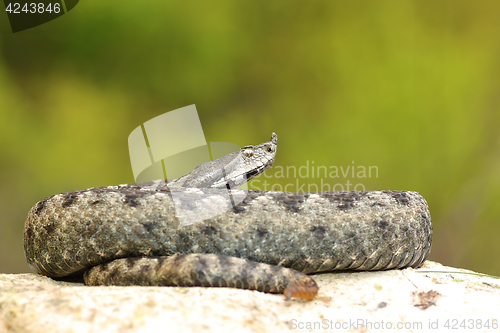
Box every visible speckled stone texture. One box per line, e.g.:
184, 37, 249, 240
3, 261, 500, 333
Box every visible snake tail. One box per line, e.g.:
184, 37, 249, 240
83, 253, 319, 300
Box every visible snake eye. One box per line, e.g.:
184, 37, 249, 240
267, 146, 273, 153
243, 148, 254, 158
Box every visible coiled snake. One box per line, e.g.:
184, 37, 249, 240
24, 133, 432, 300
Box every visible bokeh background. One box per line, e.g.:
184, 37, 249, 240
1, 1, 500, 275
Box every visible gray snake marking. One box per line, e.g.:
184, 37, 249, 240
24, 133, 432, 300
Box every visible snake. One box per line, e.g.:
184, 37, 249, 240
23, 133, 432, 300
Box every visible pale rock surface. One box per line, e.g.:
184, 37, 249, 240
0, 261, 499, 333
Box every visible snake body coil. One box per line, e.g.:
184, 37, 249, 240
24, 134, 432, 300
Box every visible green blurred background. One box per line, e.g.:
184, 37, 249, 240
1, 1, 499, 275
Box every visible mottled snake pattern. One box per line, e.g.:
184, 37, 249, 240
24, 133, 432, 300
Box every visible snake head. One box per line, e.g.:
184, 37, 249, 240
235, 132, 277, 183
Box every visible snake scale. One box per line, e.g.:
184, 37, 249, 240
24, 133, 432, 300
